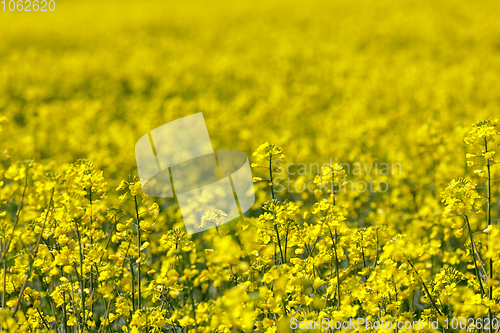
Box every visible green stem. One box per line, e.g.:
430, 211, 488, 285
188, 278, 198, 333
2, 262, 5, 311
129, 260, 136, 315
29, 295, 51, 331
1, 167, 29, 263
75, 222, 86, 332
1, 168, 29, 315
134, 195, 142, 310
329, 168, 341, 310
405, 255, 443, 316
328, 226, 341, 311
88, 187, 94, 319
269, 156, 284, 265
485, 138, 493, 333
464, 215, 485, 296
12, 187, 55, 318
62, 291, 68, 333
68, 273, 80, 333
268, 155, 288, 315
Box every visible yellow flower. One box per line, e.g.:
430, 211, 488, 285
465, 118, 499, 145
440, 178, 479, 217
252, 142, 285, 161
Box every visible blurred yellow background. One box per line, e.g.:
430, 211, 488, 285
2, 0, 500, 181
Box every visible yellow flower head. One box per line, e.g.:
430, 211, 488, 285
314, 163, 347, 194
440, 178, 479, 217
252, 142, 285, 161
464, 118, 499, 145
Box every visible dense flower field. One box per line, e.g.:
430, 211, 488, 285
1, 0, 500, 332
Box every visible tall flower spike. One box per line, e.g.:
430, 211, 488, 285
313, 163, 347, 196
252, 142, 285, 161
464, 118, 499, 146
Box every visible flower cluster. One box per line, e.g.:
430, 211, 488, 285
1, 113, 500, 333
440, 178, 480, 217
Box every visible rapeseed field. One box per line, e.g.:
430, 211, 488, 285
1, 0, 500, 331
